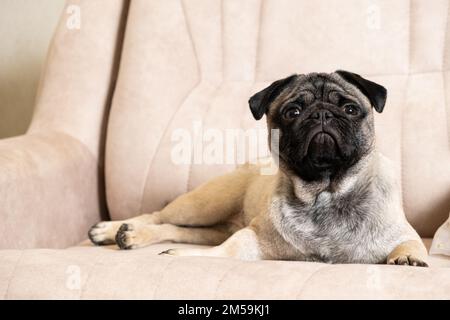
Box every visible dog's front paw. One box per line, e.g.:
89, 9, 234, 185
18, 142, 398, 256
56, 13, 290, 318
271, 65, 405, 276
88, 221, 121, 245
115, 223, 139, 250
116, 223, 171, 250
387, 254, 428, 267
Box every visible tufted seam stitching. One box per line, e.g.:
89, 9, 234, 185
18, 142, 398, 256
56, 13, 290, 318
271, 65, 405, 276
442, 1, 450, 148
185, 83, 227, 192
407, 0, 412, 76
400, 0, 412, 216
220, 0, 225, 81
139, 0, 202, 212
142, 89, 198, 206
407, 0, 411, 75
253, 0, 264, 83
442, 1, 449, 72
294, 264, 331, 299
180, 0, 201, 79
185, 0, 225, 192
3, 251, 25, 300
237, 0, 265, 156
182, 0, 209, 193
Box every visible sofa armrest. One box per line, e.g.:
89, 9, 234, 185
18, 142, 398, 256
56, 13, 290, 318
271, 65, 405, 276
0, 132, 105, 249
0, 0, 129, 249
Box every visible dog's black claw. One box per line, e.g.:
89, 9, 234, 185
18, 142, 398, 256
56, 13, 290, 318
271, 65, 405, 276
390, 255, 429, 267
408, 256, 429, 267
88, 229, 97, 244
116, 223, 134, 250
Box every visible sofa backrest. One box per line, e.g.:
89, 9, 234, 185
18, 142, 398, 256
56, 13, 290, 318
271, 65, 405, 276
105, 0, 450, 237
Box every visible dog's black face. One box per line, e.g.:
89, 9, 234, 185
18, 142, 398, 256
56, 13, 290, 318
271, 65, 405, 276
249, 71, 387, 182
272, 81, 371, 182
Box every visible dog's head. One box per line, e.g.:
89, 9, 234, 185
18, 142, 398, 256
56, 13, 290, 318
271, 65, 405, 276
249, 71, 386, 181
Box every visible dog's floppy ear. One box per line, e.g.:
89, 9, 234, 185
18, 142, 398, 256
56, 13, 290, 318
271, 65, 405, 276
249, 74, 297, 120
336, 70, 387, 113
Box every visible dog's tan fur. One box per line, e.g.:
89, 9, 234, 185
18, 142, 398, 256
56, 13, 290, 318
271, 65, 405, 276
89, 161, 427, 265
387, 240, 428, 266
90, 163, 277, 258
89, 71, 428, 267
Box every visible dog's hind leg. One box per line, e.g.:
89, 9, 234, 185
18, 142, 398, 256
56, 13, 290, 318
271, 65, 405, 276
160, 227, 263, 260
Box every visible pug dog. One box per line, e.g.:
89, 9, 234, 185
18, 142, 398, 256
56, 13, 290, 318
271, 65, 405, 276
89, 70, 428, 266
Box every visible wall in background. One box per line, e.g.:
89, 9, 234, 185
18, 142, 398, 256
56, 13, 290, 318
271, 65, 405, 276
0, 0, 65, 138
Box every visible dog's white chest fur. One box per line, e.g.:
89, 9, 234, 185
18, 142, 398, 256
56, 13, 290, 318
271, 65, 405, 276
270, 172, 409, 264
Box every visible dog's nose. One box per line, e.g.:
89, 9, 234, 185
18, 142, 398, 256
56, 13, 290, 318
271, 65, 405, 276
309, 110, 333, 123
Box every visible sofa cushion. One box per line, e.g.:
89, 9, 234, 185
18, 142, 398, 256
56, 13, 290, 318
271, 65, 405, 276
0, 239, 449, 299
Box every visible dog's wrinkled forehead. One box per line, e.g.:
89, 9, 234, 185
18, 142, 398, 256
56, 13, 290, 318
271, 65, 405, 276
278, 73, 369, 108
248, 70, 387, 120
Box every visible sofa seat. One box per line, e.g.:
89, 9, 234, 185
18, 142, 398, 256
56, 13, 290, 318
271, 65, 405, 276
1, 0, 450, 300
1, 239, 449, 299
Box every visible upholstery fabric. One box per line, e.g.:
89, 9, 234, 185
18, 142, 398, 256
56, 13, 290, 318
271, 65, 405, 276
0, 0, 450, 299
0, 132, 102, 249
0, 239, 449, 299
0, 0, 128, 249
106, 0, 450, 237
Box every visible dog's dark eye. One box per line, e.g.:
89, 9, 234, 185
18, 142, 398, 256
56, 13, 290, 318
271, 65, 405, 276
283, 103, 303, 119
343, 104, 360, 116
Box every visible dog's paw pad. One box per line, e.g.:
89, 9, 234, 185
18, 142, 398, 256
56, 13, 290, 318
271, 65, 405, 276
115, 223, 137, 250
388, 255, 428, 267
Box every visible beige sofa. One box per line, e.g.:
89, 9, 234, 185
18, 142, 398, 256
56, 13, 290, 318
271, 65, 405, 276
1, 0, 450, 299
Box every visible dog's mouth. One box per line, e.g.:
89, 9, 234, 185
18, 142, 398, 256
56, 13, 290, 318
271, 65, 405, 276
306, 132, 340, 167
